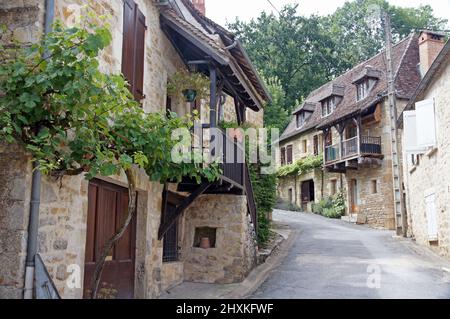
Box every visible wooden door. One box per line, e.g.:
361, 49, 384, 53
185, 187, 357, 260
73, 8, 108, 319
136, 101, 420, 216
350, 179, 359, 213
301, 181, 310, 204
83, 179, 136, 299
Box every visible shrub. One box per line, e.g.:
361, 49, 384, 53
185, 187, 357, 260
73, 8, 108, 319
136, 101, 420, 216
312, 193, 346, 219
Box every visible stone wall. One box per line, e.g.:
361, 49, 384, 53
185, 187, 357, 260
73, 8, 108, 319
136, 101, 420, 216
0, 0, 189, 299
181, 195, 257, 284
403, 59, 450, 257
0, 145, 32, 298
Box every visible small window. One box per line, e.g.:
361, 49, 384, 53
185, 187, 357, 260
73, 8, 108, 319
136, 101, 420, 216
296, 112, 306, 128
370, 180, 378, 194
194, 227, 217, 248
163, 221, 179, 262
280, 147, 286, 166
313, 135, 320, 155
286, 145, 293, 164
302, 140, 308, 153
321, 97, 335, 117
330, 179, 337, 195
357, 80, 370, 101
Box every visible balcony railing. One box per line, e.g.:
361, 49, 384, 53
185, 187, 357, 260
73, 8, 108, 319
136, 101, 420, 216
325, 143, 340, 163
325, 135, 382, 165
220, 130, 245, 187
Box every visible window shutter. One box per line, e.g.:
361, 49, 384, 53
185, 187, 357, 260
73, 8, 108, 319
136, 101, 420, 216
133, 8, 146, 100
403, 110, 426, 154
425, 192, 438, 241
286, 145, 293, 164
280, 147, 286, 166
416, 99, 437, 148
122, 0, 137, 92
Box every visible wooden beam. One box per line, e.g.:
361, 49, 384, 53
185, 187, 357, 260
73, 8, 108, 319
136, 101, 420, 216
158, 183, 211, 240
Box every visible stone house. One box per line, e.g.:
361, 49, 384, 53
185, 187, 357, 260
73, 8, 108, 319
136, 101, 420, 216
0, 0, 270, 299
277, 33, 443, 230
400, 33, 450, 257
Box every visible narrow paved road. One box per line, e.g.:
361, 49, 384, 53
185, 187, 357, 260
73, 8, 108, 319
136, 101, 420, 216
251, 210, 450, 299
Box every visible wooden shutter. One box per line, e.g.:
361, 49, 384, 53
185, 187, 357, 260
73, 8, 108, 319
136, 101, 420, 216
122, 0, 146, 101
416, 99, 437, 148
403, 110, 426, 154
133, 9, 146, 100
280, 147, 286, 166
122, 0, 136, 92
425, 191, 438, 241
286, 145, 293, 164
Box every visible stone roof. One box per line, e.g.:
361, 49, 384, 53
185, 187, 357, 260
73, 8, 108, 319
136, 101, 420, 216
280, 34, 421, 143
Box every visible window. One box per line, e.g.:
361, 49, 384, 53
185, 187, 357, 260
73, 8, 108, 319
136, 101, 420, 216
122, 0, 147, 101
302, 140, 308, 153
370, 180, 378, 194
280, 147, 286, 166
321, 97, 335, 117
296, 112, 304, 128
330, 179, 337, 195
163, 221, 179, 262
357, 80, 369, 100
403, 99, 436, 154
286, 145, 293, 164
313, 135, 319, 155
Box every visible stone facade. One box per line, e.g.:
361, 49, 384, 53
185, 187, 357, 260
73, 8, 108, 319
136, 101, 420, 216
181, 195, 257, 284
0, 0, 259, 299
403, 54, 450, 257
277, 99, 401, 229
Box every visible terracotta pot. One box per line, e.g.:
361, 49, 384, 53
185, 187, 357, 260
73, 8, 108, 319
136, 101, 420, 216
200, 237, 211, 249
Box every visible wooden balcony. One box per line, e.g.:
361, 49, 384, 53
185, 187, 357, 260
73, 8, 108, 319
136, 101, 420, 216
325, 135, 382, 166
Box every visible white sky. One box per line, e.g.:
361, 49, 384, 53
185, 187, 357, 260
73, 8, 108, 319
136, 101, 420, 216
204, 0, 450, 27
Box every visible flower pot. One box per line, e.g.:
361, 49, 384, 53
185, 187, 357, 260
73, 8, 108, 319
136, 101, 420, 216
199, 237, 211, 249
183, 89, 197, 102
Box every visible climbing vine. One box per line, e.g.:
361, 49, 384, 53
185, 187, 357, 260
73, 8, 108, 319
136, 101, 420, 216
277, 154, 323, 177
0, 17, 220, 298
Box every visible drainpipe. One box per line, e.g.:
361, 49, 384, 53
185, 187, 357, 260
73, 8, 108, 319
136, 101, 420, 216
23, 0, 54, 299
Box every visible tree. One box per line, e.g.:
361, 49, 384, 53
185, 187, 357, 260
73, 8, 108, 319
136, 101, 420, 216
325, 0, 448, 70
228, 5, 338, 110
0, 18, 220, 298
228, 0, 448, 117
263, 77, 290, 131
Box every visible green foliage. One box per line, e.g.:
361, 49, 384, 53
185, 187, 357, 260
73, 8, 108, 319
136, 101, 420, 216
228, 1, 448, 112
0, 19, 220, 184
249, 164, 277, 244
167, 71, 210, 102
277, 155, 323, 177
312, 192, 346, 219
263, 77, 290, 131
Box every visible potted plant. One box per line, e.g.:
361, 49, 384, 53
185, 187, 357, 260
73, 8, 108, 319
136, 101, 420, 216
167, 71, 210, 103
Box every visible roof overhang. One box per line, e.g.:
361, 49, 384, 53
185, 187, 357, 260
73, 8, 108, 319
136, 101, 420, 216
160, 10, 265, 111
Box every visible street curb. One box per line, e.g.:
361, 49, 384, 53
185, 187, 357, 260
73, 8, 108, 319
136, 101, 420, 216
223, 228, 298, 299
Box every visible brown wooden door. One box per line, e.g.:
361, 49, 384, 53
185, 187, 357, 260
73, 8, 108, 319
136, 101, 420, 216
83, 179, 136, 299
350, 179, 359, 213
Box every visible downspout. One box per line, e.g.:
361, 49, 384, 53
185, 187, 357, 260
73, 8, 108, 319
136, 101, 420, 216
23, 0, 54, 299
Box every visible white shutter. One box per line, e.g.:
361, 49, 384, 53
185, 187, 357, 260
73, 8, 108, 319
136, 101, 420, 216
425, 191, 438, 241
403, 111, 426, 154
416, 99, 437, 148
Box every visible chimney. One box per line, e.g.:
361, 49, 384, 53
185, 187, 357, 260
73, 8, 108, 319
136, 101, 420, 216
191, 0, 206, 15
418, 30, 446, 77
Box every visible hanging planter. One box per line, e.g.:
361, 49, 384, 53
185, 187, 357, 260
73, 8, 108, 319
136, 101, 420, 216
182, 89, 198, 103
167, 71, 209, 103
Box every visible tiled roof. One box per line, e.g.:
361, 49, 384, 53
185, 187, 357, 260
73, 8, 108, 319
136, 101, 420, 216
280, 34, 421, 142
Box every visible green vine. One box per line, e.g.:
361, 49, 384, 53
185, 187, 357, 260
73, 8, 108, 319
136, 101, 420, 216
277, 154, 323, 177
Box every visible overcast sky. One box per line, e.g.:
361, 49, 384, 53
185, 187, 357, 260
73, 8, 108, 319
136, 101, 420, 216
204, 0, 450, 27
